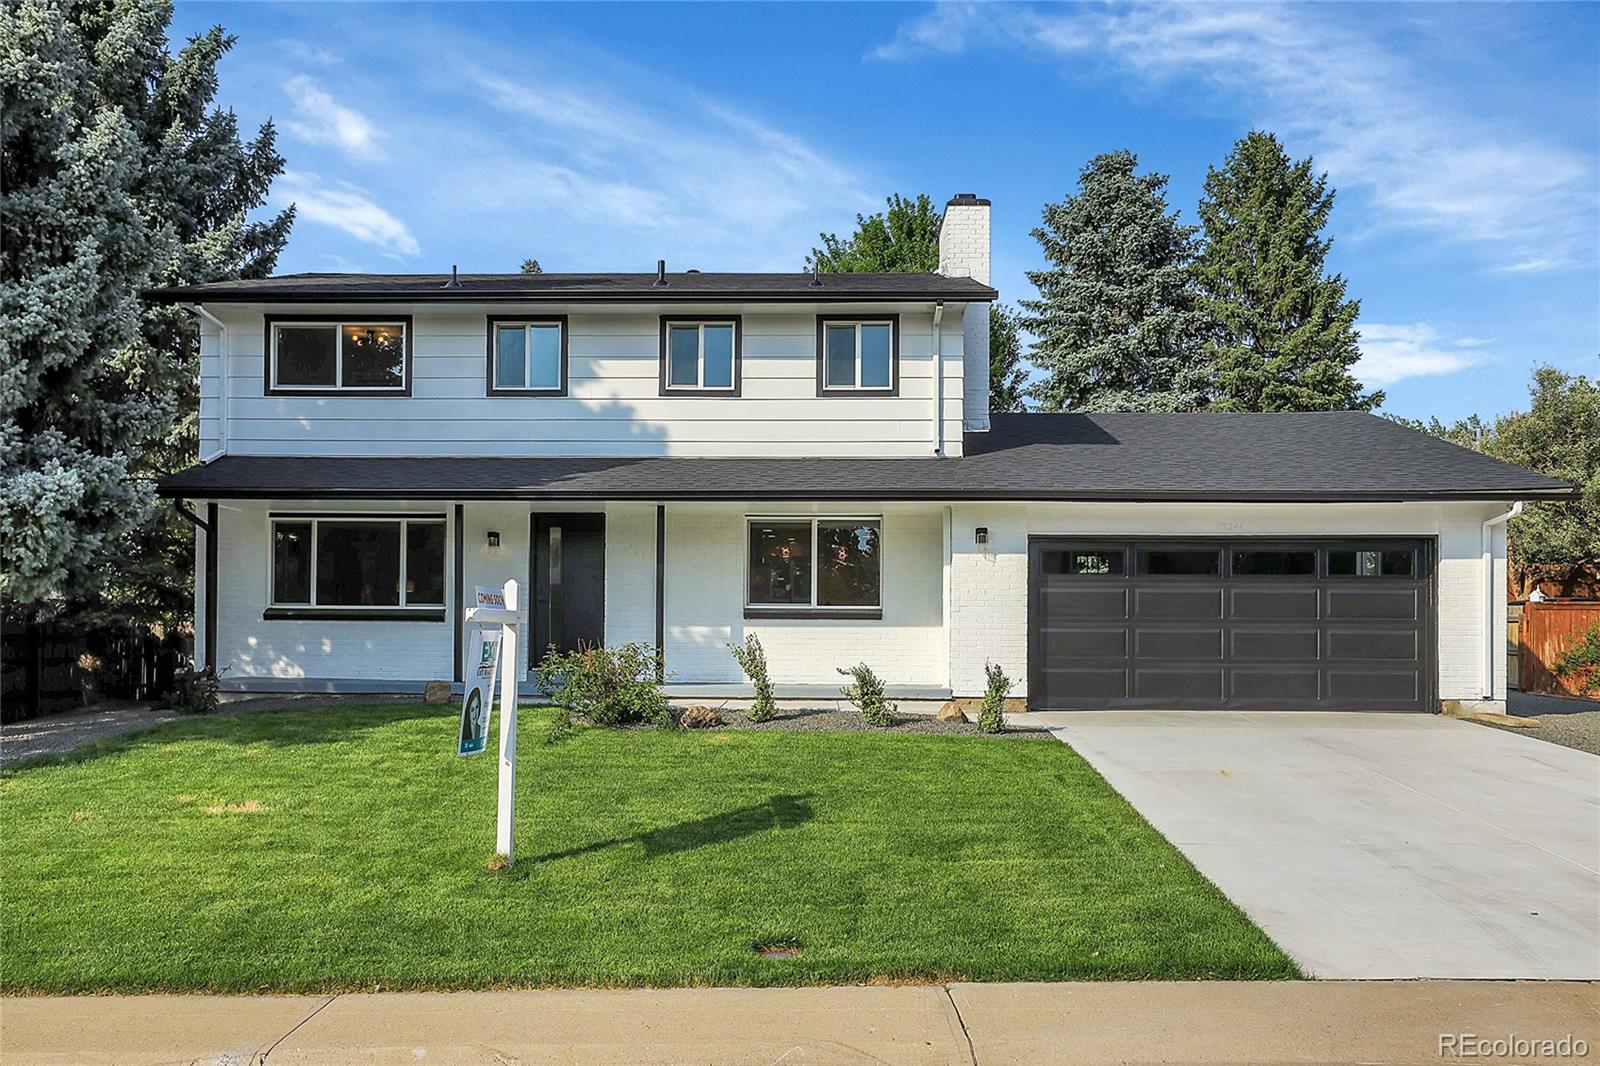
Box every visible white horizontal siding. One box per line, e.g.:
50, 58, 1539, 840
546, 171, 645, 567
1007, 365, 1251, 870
204, 305, 969, 459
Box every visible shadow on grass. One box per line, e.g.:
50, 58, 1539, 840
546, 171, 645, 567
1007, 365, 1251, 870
529, 793, 815, 864
2, 701, 459, 772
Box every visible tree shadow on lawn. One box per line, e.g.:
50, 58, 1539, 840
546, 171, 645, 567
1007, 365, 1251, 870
4, 700, 460, 771
526, 793, 815, 865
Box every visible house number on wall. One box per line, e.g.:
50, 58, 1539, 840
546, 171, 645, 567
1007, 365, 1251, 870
1218, 522, 1247, 531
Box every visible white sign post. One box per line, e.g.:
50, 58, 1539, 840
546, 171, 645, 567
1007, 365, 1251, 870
464, 579, 527, 863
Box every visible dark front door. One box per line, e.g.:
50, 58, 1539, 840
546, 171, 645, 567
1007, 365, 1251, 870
1029, 538, 1435, 711
531, 513, 605, 666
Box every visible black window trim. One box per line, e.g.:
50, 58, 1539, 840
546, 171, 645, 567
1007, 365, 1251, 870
815, 313, 900, 397
658, 315, 742, 396
486, 314, 569, 396
263, 314, 413, 396
266, 512, 447, 619
743, 514, 884, 619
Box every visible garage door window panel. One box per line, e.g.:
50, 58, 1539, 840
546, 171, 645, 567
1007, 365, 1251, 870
1141, 549, 1221, 576
1232, 549, 1316, 576
1328, 550, 1415, 577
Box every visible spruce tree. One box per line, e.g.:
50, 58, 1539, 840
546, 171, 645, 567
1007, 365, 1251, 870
988, 304, 1028, 413
1, 0, 291, 617
1020, 151, 1209, 412
1196, 131, 1377, 411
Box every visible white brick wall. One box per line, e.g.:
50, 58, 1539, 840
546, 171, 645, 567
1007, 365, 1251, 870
663, 503, 946, 687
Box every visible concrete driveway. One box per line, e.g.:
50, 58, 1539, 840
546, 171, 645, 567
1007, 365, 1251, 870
1031, 710, 1600, 979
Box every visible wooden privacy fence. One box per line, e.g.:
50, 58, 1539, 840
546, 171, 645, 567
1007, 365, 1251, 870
0, 622, 191, 723
1518, 601, 1600, 698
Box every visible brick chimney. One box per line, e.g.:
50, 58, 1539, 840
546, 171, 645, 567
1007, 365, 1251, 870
938, 193, 990, 284
939, 194, 992, 432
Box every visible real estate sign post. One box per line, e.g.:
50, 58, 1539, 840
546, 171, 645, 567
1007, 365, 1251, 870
464, 580, 526, 863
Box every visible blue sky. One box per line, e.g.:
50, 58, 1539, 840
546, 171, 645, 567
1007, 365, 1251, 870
172, 1, 1599, 422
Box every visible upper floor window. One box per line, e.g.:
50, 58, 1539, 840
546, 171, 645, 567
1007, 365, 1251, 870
488, 316, 567, 395
660, 317, 740, 395
266, 317, 409, 394
816, 315, 898, 395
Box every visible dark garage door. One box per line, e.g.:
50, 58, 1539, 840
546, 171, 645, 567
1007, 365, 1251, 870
1029, 539, 1435, 711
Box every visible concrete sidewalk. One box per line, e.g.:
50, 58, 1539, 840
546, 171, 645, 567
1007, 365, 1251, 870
4, 981, 1595, 1065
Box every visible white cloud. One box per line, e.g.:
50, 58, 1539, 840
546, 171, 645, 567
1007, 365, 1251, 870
283, 75, 384, 161
274, 171, 420, 257
876, 3, 1597, 273
1356, 322, 1485, 387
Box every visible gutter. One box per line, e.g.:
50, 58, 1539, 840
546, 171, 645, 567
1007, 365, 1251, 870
1481, 501, 1523, 700
192, 304, 228, 462
932, 301, 945, 456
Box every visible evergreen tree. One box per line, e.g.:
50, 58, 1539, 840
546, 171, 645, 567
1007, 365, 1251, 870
808, 193, 940, 273
521, 258, 542, 274
1, 0, 291, 618
1196, 131, 1377, 411
1020, 151, 1210, 412
989, 304, 1028, 413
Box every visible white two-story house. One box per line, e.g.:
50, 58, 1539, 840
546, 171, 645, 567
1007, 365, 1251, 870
154, 194, 1568, 712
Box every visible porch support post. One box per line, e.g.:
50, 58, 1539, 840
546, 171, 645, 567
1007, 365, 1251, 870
655, 503, 666, 681
204, 502, 218, 672
453, 503, 465, 684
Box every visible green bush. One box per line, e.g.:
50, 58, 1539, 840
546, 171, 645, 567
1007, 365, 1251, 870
1553, 622, 1600, 698
534, 643, 672, 735
979, 662, 1012, 734
729, 634, 777, 722
838, 663, 897, 727
171, 666, 220, 715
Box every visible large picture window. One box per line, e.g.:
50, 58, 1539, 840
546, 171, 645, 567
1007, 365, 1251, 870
488, 316, 567, 394
660, 317, 740, 394
816, 315, 897, 395
746, 517, 881, 617
266, 317, 409, 394
268, 515, 446, 619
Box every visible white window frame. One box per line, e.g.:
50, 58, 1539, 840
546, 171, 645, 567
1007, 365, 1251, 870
743, 515, 883, 613
269, 320, 408, 392
821, 320, 895, 391
268, 514, 447, 611
663, 320, 738, 392
491, 319, 566, 393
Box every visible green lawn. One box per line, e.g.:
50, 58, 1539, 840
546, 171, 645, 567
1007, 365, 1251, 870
0, 704, 1296, 992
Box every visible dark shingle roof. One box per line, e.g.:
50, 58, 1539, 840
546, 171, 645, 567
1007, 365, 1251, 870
157, 412, 1571, 502
144, 271, 998, 304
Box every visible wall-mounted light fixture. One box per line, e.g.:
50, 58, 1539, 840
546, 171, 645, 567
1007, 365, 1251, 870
974, 526, 989, 546
486, 530, 501, 549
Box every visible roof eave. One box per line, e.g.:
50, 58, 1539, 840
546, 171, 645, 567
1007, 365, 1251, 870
143, 286, 1000, 305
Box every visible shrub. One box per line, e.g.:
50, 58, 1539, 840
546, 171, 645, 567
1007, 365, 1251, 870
171, 666, 220, 716
979, 662, 1012, 734
534, 643, 672, 734
729, 633, 777, 722
1553, 622, 1600, 698
838, 663, 897, 727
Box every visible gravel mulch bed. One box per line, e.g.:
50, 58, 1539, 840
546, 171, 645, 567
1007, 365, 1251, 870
681, 704, 1056, 739
1476, 691, 1600, 756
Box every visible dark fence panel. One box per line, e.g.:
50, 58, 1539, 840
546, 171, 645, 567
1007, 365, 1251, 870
1, 622, 191, 723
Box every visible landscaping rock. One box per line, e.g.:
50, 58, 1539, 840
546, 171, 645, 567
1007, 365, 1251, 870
678, 705, 725, 729
423, 680, 453, 704
936, 703, 970, 723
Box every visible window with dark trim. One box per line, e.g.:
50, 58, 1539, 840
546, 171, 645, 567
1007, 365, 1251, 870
268, 515, 446, 618
1328, 549, 1415, 577
1044, 549, 1126, 576
487, 315, 568, 395
816, 315, 898, 395
265, 316, 410, 395
746, 517, 882, 616
1231, 549, 1316, 576
660, 317, 740, 395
